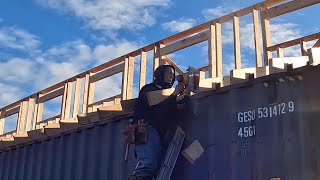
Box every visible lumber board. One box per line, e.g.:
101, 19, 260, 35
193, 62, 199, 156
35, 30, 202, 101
121, 57, 129, 100
89, 63, 124, 83
216, 22, 222, 77
146, 88, 175, 106
252, 8, 262, 67
38, 88, 64, 103
72, 77, 82, 118
82, 73, 90, 113
270, 56, 309, 69
262, 0, 320, 19
308, 48, 320, 65
163, 55, 184, 75
208, 24, 217, 78
139, 50, 147, 90
4, 106, 19, 117
126, 56, 135, 99
233, 15, 241, 69
25, 98, 35, 131
199, 76, 230, 92
160, 31, 209, 56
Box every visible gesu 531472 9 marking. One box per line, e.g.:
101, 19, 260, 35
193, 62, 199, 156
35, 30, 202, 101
236, 101, 295, 138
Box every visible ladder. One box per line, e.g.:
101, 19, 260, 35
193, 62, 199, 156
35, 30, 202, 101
156, 126, 185, 180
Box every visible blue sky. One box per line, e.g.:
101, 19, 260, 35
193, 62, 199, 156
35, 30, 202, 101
0, 0, 319, 132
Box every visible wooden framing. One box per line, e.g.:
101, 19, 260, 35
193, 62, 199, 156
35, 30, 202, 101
72, 77, 82, 118
262, 0, 320, 19
17, 100, 28, 134
126, 56, 135, 100
25, 97, 35, 131
160, 31, 210, 56
163, 55, 184, 75
38, 88, 64, 103
216, 22, 222, 77
153, 43, 161, 72
121, 57, 129, 100
233, 15, 241, 69
139, 50, 147, 90
1, 0, 320, 144
90, 63, 124, 83
277, 47, 284, 58
308, 48, 320, 65
261, 15, 272, 65
208, 24, 217, 78
82, 73, 90, 113
87, 73, 95, 113
146, 88, 175, 106
300, 40, 307, 56
270, 56, 309, 69
313, 39, 320, 48
252, 8, 262, 67
0, 111, 5, 135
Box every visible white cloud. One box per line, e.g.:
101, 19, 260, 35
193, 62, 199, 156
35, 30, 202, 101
0, 58, 35, 84
162, 18, 196, 33
202, 6, 238, 20
93, 41, 139, 65
0, 83, 22, 107
0, 26, 40, 50
36, 0, 170, 32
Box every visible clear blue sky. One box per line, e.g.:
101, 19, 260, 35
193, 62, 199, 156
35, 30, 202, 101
0, 0, 319, 132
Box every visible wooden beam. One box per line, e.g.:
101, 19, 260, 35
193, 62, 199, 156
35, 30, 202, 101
35, 98, 44, 125
252, 8, 262, 67
307, 48, 320, 65
216, 22, 222, 77
139, 50, 147, 90
89, 63, 124, 83
126, 56, 135, 99
261, 15, 272, 65
313, 39, 320, 48
160, 31, 210, 56
25, 97, 35, 131
72, 77, 81, 118
88, 95, 122, 107
270, 56, 309, 69
277, 47, 284, 58
60, 82, 68, 120
300, 40, 307, 56
153, 44, 160, 72
163, 55, 184, 75
0, 111, 5, 135
4, 106, 19, 117
87, 73, 95, 113
267, 32, 320, 51
208, 24, 217, 78
17, 100, 28, 134
146, 88, 175, 106
121, 57, 129, 100
38, 88, 64, 103
262, 0, 320, 19
82, 73, 90, 113
64, 81, 73, 119
233, 15, 241, 69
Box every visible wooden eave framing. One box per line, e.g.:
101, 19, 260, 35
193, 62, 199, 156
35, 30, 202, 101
267, 32, 320, 51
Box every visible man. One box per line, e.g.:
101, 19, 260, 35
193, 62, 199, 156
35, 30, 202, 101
129, 65, 185, 180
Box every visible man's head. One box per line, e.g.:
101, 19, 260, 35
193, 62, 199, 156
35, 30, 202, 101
154, 65, 175, 88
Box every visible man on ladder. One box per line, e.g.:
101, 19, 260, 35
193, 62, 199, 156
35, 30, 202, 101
126, 65, 188, 180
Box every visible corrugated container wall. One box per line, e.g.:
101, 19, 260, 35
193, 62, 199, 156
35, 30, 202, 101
0, 66, 320, 180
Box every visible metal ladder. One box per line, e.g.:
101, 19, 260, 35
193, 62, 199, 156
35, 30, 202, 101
155, 126, 185, 180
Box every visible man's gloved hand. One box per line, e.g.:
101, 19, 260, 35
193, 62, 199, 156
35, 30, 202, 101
172, 83, 185, 96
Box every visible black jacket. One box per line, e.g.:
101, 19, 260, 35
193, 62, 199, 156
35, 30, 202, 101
133, 82, 178, 138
